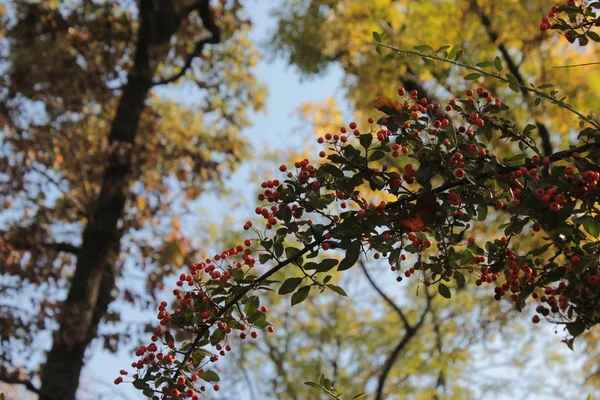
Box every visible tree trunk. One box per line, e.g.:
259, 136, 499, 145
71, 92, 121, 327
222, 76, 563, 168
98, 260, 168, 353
37, 1, 179, 398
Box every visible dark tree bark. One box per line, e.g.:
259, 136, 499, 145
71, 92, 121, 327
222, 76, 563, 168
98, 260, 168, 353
36, 2, 218, 399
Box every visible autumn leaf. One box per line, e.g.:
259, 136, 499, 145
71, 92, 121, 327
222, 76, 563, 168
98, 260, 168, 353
398, 191, 439, 232
370, 97, 403, 115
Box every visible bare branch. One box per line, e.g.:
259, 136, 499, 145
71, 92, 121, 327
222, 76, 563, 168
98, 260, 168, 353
1, 231, 80, 255
0, 367, 40, 395
359, 258, 412, 329
374, 289, 432, 400
152, 1, 221, 86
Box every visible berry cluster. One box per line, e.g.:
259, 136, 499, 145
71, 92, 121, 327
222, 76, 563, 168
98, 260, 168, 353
122, 82, 600, 397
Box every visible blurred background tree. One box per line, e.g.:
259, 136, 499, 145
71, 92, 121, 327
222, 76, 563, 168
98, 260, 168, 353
0, 1, 264, 399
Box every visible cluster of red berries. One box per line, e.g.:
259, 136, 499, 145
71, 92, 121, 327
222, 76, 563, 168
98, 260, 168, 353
540, 5, 560, 31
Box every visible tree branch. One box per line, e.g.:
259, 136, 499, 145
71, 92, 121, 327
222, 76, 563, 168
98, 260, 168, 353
374, 289, 432, 400
359, 258, 412, 329
0, 368, 40, 395
152, 0, 221, 86
469, 0, 553, 155
0, 230, 80, 255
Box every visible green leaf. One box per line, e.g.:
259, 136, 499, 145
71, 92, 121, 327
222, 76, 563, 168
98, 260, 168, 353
566, 321, 586, 337
413, 45, 433, 52
359, 133, 373, 148
422, 57, 436, 67
494, 56, 503, 71
506, 73, 519, 84
285, 246, 301, 259
583, 219, 600, 237
259, 253, 273, 264
291, 286, 311, 306
464, 73, 481, 80
133, 379, 146, 390
320, 163, 345, 178
448, 45, 459, 59
338, 241, 361, 271
438, 283, 451, 299
454, 271, 466, 288
244, 295, 259, 316
305, 381, 321, 390
477, 204, 488, 221
369, 150, 386, 161
327, 284, 348, 297
279, 277, 303, 295
352, 394, 367, 400
210, 327, 225, 345
383, 51, 397, 63
435, 45, 450, 54
372, 31, 382, 43
314, 258, 339, 272
198, 370, 220, 382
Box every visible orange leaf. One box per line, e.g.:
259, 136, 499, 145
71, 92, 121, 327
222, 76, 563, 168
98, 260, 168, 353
371, 97, 403, 114
398, 215, 426, 232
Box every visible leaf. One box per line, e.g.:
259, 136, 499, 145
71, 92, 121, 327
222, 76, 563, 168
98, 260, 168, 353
435, 45, 450, 54
464, 73, 481, 80
422, 57, 436, 67
338, 241, 361, 271
359, 132, 374, 148
477, 204, 488, 221
369, 150, 386, 161
133, 379, 146, 390
448, 45, 459, 60
454, 271, 466, 288
319, 163, 345, 178
352, 394, 367, 400
279, 277, 303, 295
371, 97, 403, 115
285, 246, 301, 259
291, 286, 311, 306
399, 191, 439, 231
372, 31, 382, 43
566, 321, 586, 338
438, 283, 451, 299
244, 295, 259, 316
327, 284, 348, 297
399, 215, 426, 232
198, 370, 220, 382
413, 44, 433, 52
494, 56, 503, 71
583, 219, 600, 237
315, 258, 339, 272
259, 253, 273, 264
383, 51, 397, 63
505, 73, 519, 84
305, 381, 321, 390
